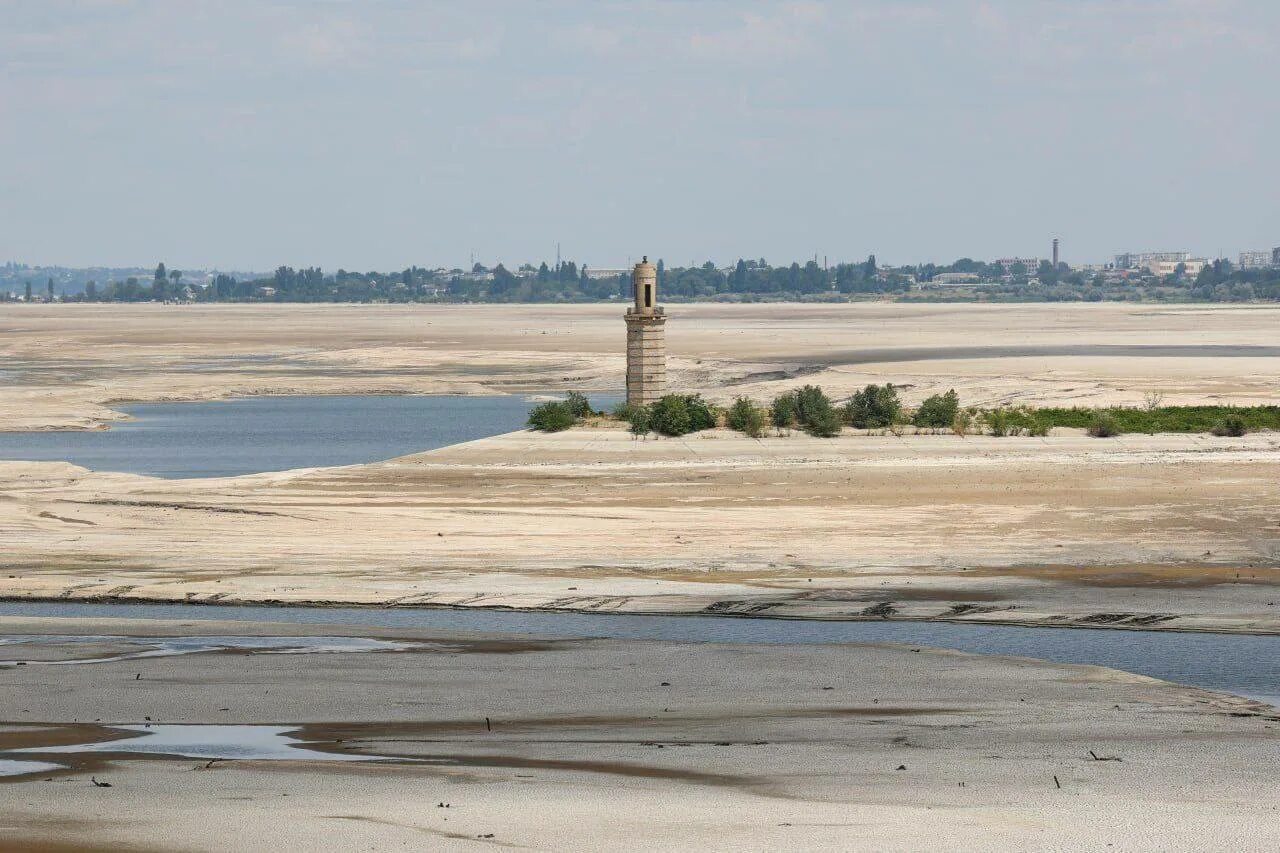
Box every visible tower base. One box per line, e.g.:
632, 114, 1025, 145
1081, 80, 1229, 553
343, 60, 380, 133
625, 310, 666, 406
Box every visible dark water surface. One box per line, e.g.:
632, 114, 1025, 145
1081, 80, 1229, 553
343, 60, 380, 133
2, 601, 1275, 706
0, 394, 618, 478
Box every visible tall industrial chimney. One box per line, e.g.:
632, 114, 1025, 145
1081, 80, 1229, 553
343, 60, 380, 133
1052, 238, 1060, 268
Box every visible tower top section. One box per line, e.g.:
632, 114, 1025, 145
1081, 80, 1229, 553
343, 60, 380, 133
631, 257, 659, 316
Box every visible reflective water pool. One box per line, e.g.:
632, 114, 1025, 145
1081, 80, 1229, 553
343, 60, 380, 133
0, 393, 620, 478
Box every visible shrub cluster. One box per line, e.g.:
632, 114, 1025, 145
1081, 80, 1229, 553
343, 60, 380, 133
527, 392, 595, 432
593, 388, 1274, 442
772, 385, 842, 437
726, 396, 768, 438
769, 393, 797, 432
624, 394, 718, 437
1212, 414, 1247, 437
527, 401, 577, 432
1085, 413, 1120, 438
563, 391, 593, 419
912, 390, 959, 430
844, 384, 901, 429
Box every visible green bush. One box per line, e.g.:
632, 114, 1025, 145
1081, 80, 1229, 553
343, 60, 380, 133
805, 405, 843, 437
1212, 415, 1247, 437
844, 384, 901, 429
684, 395, 719, 432
984, 408, 1013, 437
646, 394, 717, 437
649, 395, 691, 436
527, 401, 576, 432
627, 405, 651, 437
1086, 413, 1121, 438
726, 397, 768, 438
913, 390, 960, 430
792, 385, 841, 437
770, 393, 798, 431
952, 408, 973, 436
612, 402, 643, 421
564, 392, 593, 419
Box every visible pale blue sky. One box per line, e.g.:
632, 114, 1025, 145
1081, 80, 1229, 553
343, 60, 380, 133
2, 0, 1277, 270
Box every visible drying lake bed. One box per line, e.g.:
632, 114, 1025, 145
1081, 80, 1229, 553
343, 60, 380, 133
0, 612, 1276, 851
2, 303, 1280, 849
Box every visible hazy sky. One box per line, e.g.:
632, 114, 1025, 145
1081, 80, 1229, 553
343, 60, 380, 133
2, 0, 1277, 271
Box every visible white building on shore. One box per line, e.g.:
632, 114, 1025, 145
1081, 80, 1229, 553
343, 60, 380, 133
1114, 251, 1191, 271
1239, 250, 1274, 270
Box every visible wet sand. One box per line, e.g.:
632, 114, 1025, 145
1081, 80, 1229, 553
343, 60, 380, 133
0, 614, 1276, 851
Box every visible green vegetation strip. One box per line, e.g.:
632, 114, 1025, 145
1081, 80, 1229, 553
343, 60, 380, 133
1031, 405, 1280, 433
528, 386, 1276, 440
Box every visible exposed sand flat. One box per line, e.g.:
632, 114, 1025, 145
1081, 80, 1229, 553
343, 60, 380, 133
3, 302, 1280, 430
2, 426, 1278, 633
0, 615, 1275, 852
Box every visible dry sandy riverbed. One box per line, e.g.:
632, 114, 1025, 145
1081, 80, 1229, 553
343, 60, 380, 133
1, 303, 1279, 631
0, 614, 1276, 851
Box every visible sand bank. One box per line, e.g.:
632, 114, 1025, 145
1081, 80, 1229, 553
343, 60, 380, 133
2, 426, 1278, 633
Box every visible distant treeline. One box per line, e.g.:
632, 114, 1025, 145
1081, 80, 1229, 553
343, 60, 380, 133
5, 256, 1279, 304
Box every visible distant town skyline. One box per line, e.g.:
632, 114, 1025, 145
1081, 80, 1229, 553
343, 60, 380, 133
2, 1, 1277, 270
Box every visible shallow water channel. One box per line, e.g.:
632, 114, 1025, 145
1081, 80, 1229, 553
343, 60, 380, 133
3, 601, 1277, 707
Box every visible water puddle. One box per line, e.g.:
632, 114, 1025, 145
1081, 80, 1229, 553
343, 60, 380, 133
1, 724, 757, 791
0, 759, 66, 778
19, 724, 386, 763
0, 635, 422, 667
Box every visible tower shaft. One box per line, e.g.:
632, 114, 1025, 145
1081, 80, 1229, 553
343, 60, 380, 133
624, 257, 666, 406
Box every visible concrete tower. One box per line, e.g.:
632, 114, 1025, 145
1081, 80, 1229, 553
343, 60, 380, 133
1052, 238, 1060, 267
624, 256, 666, 406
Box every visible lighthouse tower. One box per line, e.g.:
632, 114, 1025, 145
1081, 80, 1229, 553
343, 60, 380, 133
624, 256, 666, 406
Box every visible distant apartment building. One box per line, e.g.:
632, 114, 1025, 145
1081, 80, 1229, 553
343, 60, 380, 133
1274, 247, 1280, 267
930, 272, 982, 285
1150, 258, 1207, 278
1114, 251, 1192, 271
995, 257, 1041, 273
582, 267, 629, 280
1238, 251, 1273, 270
